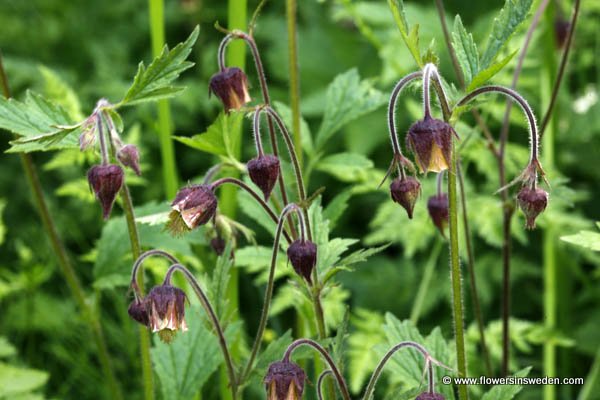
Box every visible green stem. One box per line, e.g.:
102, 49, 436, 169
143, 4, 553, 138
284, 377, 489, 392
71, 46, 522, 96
579, 348, 600, 400
0, 52, 123, 400
221, 2, 247, 398
121, 184, 154, 400
286, 0, 302, 167
449, 142, 468, 400
410, 240, 442, 324
240, 203, 303, 384
148, 0, 178, 198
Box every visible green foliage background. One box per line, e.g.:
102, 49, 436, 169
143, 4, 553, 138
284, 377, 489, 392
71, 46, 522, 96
0, 0, 599, 399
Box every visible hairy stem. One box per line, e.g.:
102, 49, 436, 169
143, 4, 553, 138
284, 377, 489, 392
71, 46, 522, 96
286, 0, 302, 167
457, 161, 493, 376
240, 204, 303, 383
449, 141, 468, 400
148, 0, 178, 198
317, 370, 333, 400
164, 264, 238, 399
539, 0, 581, 139
210, 177, 292, 244
362, 341, 437, 399
0, 53, 123, 400
283, 339, 351, 400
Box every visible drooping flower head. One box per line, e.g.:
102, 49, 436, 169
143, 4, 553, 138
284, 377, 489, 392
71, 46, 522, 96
427, 193, 449, 237
167, 184, 218, 235
390, 176, 421, 219
517, 186, 548, 229
128, 298, 149, 327
117, 144, 141, 176
146, 285, 188, 343
209, 67, 251, 112
406, 116, 455, 173
87, 164, 124, 219
264, 360, 306, 400
247, 154, 280, 201
287, 240, 317, 283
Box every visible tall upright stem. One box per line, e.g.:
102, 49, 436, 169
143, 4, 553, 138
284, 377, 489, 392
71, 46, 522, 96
449, 142, 468, 400
0, 52, 123, 400
286, 0, 302, 167
164, 264, 238, 400
148, 0, 178, 198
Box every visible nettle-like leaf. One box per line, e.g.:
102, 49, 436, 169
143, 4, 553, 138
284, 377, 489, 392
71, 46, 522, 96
348, 309, 386, 393
1, 91, 80, 153
452, 16, 479, 85
151, 306, 231, 400
387, 0, 422, 66
561, 223, 600, 251
175, 112, 243, 158
316, 69, 386, 149
479, 0, 533, 69
119, 26, 199, 106
209, 241, 234, 321
378, 314, 455, 399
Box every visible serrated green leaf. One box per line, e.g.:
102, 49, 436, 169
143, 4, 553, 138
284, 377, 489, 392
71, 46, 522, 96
1, 91, 80, 153
337, 244, 390, 268
316, 69, 386, 149
316, 152, 374, 182
119, 26, 199, 106
252, 330, 293, 381
210, 242, 234, 320
39, 66, 84, 121
323, 189, 353, 229
468, 50, 517, 91
0, 363, 48, 397
387, 0, 422, 66
561, 229, 600, 251
151, 306, 226, 400
348, 309, 385, 393
481, 367, 531, 400
452, 16, 479, 85
480, 0, 533, 69
174, 112, 243, 158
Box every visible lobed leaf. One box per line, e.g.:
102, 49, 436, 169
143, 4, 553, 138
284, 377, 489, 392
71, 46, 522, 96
174, 112, 243, 158
387, 0, 422, 66
119, 26, 199, 106
452, 15, 480, 85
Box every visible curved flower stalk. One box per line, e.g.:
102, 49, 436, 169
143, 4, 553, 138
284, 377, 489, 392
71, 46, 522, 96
317, 370, 334, 400
240, 203, 310, 383
128, 251, 238, 399
214, 30, 292, 212
362, 341, 449, 400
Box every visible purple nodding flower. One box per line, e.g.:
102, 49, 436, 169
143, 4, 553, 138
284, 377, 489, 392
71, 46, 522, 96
390, 176, 421, 219
167, 184, 218, 235
247, 155, 280, 201
517, 186, 548, 230
427, 193, 449, 237
264, 360, 306, 400
145, 285, 188, 343
209, 67, 251, 113
87, 164, 124, 220
287, 240, 317, 283
406, 116, 455, 173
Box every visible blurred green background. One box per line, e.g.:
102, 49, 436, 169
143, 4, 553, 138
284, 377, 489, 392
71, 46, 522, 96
0, 0, 599, 399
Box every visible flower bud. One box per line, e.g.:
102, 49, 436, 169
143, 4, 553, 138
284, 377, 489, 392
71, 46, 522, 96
79, 119, 96, 151
264, 361, 306, 400
406, 116, 454, 173
117, 144, 141, 176
427, 193, 449, 236
128, 298, 149, 327
554, 17, 570, 49
416, 393, 446, 400
390, 176, 421, 219
247, 155, 280, 200
87, 164, 124, 219
211, 237, 226, 256
209, 67, 251, 112
146, 285, 188, 343
167, 185, 218, 235
287, 240, 317, 283
517, 186, 548, 230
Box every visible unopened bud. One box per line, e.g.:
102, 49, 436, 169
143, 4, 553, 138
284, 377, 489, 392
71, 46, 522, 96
247, 155, 280, 201
87, 164, 124, 219
117, 144, 141, 176
287, 240, 317, 283
427, 193, 449, 236
390, 176, 421, 219
517, 186, 548, 230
